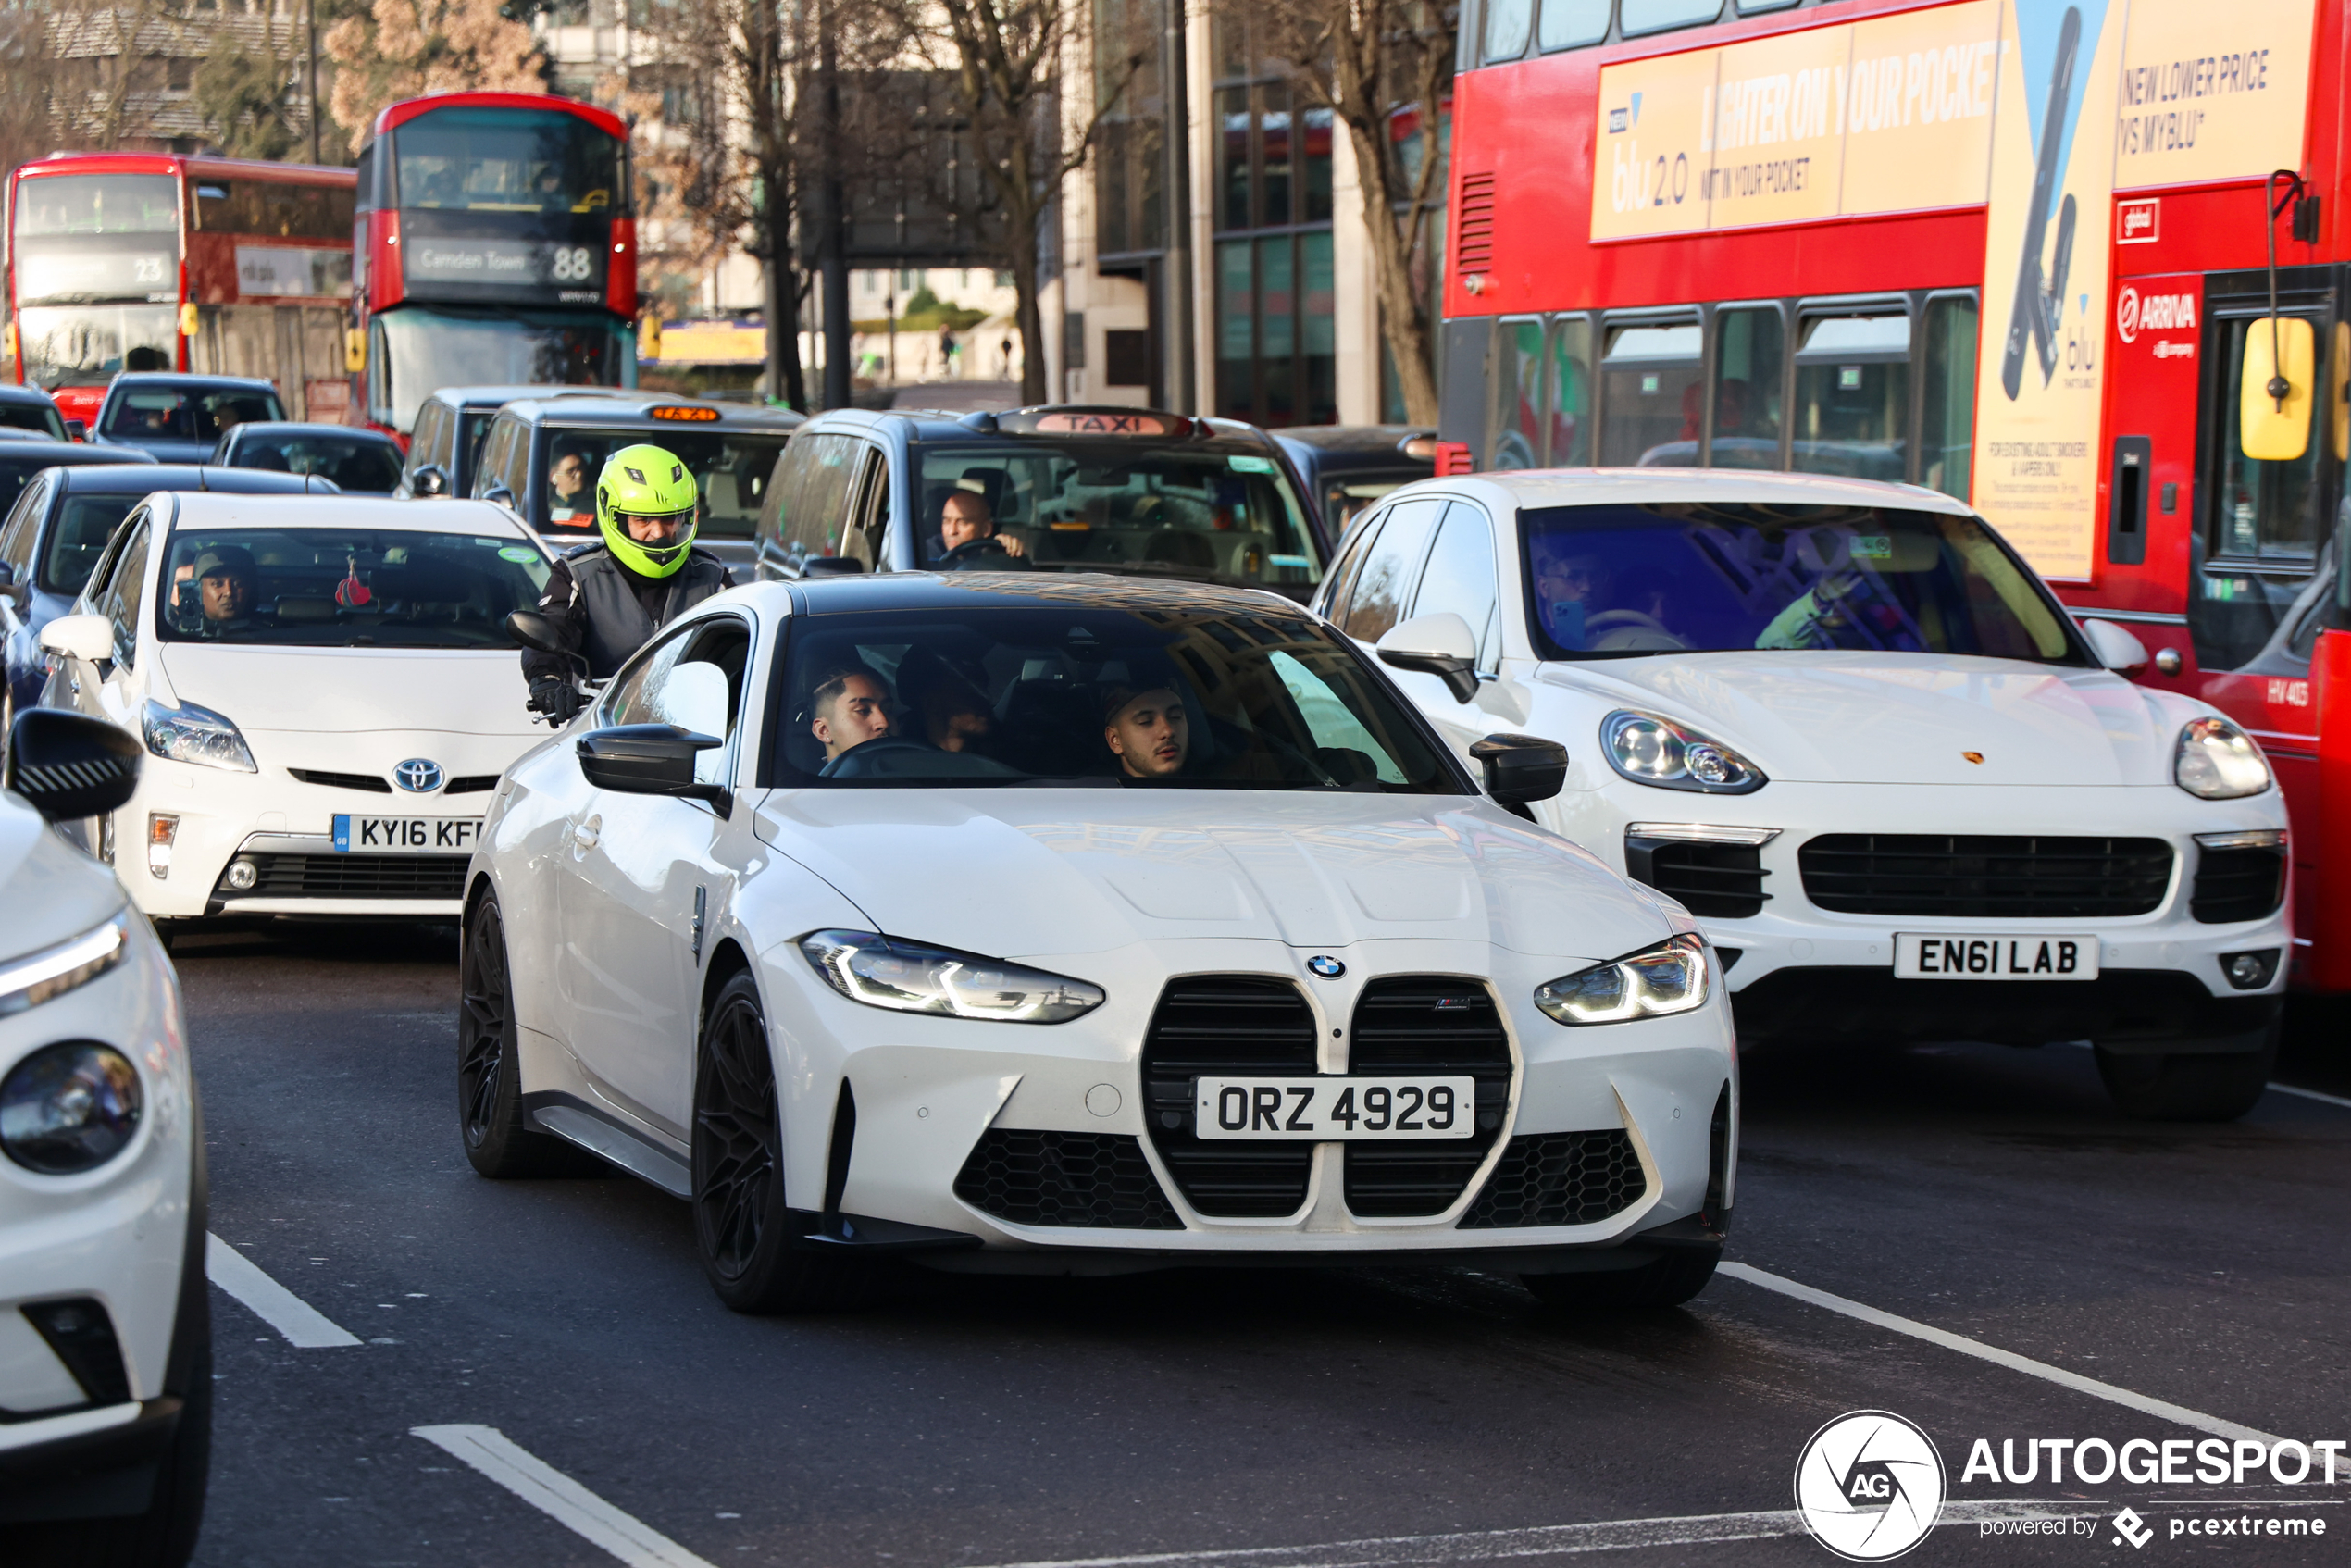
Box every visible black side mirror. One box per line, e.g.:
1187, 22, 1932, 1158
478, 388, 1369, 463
1470, 732, 1568, 807
482, 483, 516, 508
0, 561, 15, 591
6, 707, 143, 822
64, 419, 85, 442
412, 463, 448, 497
504, 610, 564, 654
577, 724, 730, 817
801, 556, 865, 578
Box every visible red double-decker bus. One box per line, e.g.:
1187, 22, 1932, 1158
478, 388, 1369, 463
1437, 0, 2349, 990
5, 153, 357, 428
353, 92, 639, 436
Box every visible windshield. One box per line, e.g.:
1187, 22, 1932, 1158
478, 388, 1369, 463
534, 426, 786, 538
915, 441, 1322, 591
12, 177, 183, 305
41, 495, 137, 595
772, 593, 1462, 791
1522, 503, 2080, 663
371, 309, 630, 434
155, 528, 550, 649
230, 431, 402, 492
104, 386, 284, 443
392, 106, 621, 216
0, 403, 67, 441
17, 305, 180, 390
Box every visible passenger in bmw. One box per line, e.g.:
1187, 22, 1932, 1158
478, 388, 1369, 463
1103, 680, 1189, 778
811, 665, 895, 768
897, 651, 999, 755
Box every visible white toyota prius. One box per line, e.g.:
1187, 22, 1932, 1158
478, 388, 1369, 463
35, 494, 553, 937
1326, 470, 2291, 1121
463, 574, 1737, 1312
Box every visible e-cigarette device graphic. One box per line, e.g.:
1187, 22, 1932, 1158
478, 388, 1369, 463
2000, 6, 2082, 400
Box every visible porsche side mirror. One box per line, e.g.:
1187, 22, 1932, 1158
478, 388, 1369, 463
1470, 732, 1568, 807
1376, 612, 1480, 703
504, 610, 564, 655
577, 724, 730, 817
40, 612, 114, 665
2080, 617, 2149, 672
411, 463, 448, 497
6, 707, 141, 822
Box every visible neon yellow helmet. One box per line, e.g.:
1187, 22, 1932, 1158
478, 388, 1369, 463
596, 443, 700, 577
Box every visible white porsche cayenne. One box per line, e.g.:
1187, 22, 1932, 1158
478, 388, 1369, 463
35, 494, 553, 937
1326, 470, 2291, 1121
462, 575, 1737, 1312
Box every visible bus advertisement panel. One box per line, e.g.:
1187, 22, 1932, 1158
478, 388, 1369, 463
1440, 0, 2345, 989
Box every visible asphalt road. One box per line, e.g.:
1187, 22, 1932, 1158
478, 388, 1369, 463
179, 921, 2350, 1568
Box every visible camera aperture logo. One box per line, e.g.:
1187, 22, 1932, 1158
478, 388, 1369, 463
1796, 1411, 1947, 1562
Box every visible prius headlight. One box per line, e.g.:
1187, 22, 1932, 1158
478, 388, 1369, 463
2173, 716, 2270, 800
1602, 711, 1765, 793
141, 699, 256, 773
1536, 934, 1710, 1026
799, 930, 1104, 1024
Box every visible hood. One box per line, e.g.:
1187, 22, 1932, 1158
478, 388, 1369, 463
755, 789, 1671, 963
155, 643, 541, 738
0, 793, 125, 964
102, 436, 212, 464
1541, 652, 2173, 787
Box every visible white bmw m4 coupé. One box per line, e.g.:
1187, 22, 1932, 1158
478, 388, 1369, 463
462, 574, 1737, 1313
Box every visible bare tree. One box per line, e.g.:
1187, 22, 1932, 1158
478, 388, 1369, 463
1223, 0, 1453, 422
931, 0, 1144, 404
0, 4, 62, 181
322, 0, 543, 153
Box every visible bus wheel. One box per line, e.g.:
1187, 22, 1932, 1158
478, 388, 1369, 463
2095, 1022, 2279, 1122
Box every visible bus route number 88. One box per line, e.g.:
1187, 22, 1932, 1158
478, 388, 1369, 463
551, 245, 596, 281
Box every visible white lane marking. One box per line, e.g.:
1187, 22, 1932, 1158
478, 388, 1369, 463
959, 1500, 2084, 1568
1717, 1262, 2282, 1447
205, 1234, 361, 1349
411, 1425, 719, 1568
2270, 1081, 2351, 1112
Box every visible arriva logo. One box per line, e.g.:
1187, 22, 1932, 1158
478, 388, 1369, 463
1795, 1411, 1947, 1562
2117, 285, 2196, 344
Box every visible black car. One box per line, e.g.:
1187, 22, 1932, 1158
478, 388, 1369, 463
0, 384, 71, 442
396, 384, 636, 499
212, 421, 405, 492
0, 463, 334, 723
93, 373, 286, 463
1271, 425, 1437, 543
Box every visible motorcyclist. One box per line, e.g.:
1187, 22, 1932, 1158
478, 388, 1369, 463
522, 443, 734, 721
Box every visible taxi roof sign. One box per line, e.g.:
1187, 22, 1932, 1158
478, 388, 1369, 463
997, 407, 1195, 439
649, 404, 723, 421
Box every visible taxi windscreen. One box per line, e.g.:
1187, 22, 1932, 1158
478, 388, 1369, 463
770, 594, 1462, 792
535, 427, 788, 539
1520, 502, 2082, 664
916, 440, 1323, 591
157, 529, 550, 648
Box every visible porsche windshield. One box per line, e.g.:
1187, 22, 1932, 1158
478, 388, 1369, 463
915, 440, 1323, 591
156, 529, 550, 648
769, 594, 1462, 791
1521, 502, 2082, 663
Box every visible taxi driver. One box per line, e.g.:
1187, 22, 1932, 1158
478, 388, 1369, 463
1104, 684, 1188, 778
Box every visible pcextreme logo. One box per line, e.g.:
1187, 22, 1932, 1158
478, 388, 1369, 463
1795, 1411, 1947, 1562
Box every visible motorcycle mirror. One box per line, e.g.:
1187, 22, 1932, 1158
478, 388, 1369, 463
504, 610, 564, 654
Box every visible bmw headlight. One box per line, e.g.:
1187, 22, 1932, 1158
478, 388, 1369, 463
1, 1040, 143, 1174
2173, 716, 2270, 800
1536, 934, 1710, 1025
799, 930, 1105, 1024
1602, 711, 1765, 793
142, 699, 256, 773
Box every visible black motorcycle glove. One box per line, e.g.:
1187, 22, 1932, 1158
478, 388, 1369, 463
530, 678, 581, 723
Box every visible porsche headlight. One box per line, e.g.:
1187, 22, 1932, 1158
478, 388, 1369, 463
799, 930, 1104, 1024
2173, 716, 2270, 800
1602, 711, 1765, 794
1536, 934, 1710, 1025
141, 699, 256, 773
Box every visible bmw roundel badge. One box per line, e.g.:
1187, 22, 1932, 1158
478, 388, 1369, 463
393, 758, 445, 793
1306, 955, 1345, 979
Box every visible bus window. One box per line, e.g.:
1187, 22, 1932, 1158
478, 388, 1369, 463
1621, 0, 1724, 35
1920, 295, 1978, 501
1549, 317, 1593, 465
1602, 322, 1702, 467
2215, 317, 2325, 565
2191, 315, 2330, 674
1537, 0, 1609, 51
1792, 313, 1910, 483
1710, 307, 1785, 470
1491, 317, 1545, 469
1483, 0, 1533, 64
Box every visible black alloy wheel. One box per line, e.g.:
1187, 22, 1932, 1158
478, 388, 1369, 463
457, 892, 589, 1177
690, 972, 868, 1313
2096, 1020, 2281, 1122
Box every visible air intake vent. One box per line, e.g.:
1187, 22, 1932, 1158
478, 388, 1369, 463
1460, 1130, 1646, 1228
1454, 172, 1496, 275
1798, 835, 2171, 918
1343, 977, 1512, 1217
952, 1130, 1180, 1228
288, 768, 392, 793
217, 853, 468, 899
1625, 835, 1769, 919
1141, 977, 1318, 1218
2190, 844, 2286, 924
442, 775, 502, 796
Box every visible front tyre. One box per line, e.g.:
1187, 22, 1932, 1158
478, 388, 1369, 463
457, 892, 589, 1177
2096, 1021, 2279, 1122
1522, 1249, 1718, 1310
692, 972, 867, 1313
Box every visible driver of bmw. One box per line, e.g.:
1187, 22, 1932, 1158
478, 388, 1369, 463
521, 443, 734, 721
